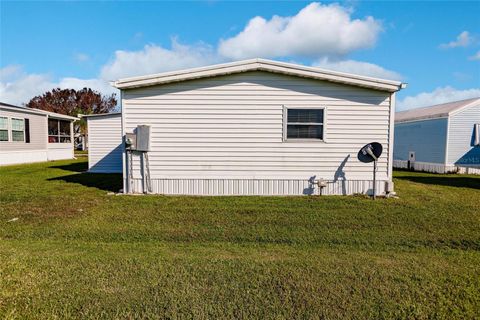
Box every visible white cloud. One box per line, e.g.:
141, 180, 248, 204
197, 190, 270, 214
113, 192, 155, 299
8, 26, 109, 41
0, 65, 117, 106
218, 2, 382, 60
397, 86, 480, 110
313, 58, 402, 80
469, 50, 480, 60
439, 31, 473, 49
74, 53, 90, 62
0, 3, 403, 105
100, 39, 221, 80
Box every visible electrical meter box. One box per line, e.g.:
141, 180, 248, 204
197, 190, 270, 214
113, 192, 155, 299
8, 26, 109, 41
136, 125, 151, 152
125, 133, 137, 150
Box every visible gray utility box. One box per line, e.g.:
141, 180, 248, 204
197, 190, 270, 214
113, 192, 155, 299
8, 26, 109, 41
136, 125, 151, 152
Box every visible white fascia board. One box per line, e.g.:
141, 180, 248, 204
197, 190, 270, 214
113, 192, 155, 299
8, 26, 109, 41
46, 113, 79, 121
395, 115, 449, 124
79, 112, 121, 119
112, 58, 405, 92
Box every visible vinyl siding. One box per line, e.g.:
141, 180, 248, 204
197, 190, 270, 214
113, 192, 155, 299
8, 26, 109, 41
87, 114, 123, 173
122, 71, 392, 195
394, 118, 448, 164
447, 103, 480, 166
0, 107, 47, 151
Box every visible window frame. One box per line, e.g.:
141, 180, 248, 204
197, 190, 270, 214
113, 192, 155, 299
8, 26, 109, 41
0, 116, 9, 142
11, 117, 26, 142
48, 118, 72, 144
282, 106, 327, 142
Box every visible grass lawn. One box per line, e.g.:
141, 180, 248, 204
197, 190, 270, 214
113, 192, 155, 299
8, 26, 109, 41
74, 150, 88, 157
1, 158, 479, 319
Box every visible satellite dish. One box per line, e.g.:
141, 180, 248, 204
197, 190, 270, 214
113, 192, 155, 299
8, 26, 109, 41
357, 142, 383, 200
358, 142, 383, 163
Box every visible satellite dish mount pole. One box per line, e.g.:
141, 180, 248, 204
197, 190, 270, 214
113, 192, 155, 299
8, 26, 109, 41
373, 159, 377, 200
358, 142, 382, 201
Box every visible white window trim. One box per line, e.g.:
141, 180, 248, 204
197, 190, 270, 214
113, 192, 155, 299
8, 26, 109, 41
282, 105, 327, 142
11, 117, 26, 143
0, 116, 9, 142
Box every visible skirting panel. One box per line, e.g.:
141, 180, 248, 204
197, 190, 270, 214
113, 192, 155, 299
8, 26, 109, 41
127, 178, 388, 196
47, 147, 74, 161
393, 160, 480, 175
0, 150, 47, 166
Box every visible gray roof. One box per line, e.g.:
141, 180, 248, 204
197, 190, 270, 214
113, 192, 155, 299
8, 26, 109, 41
113, 58, 406, 92
0, 102, 79, 121
395, 97, 480, 123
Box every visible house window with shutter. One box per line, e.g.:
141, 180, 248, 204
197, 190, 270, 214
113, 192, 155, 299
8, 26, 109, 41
11, 118, 25, 142
0, 117, 8, 141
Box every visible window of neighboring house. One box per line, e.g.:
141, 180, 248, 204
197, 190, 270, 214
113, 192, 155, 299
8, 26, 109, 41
0, 117, 8, 141
285, 108, 325, 140
11, 118, 25, 142
48, 119, 71, 143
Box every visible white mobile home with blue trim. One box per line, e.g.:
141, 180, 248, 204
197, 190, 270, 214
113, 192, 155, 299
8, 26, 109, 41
394, 98, 480, 173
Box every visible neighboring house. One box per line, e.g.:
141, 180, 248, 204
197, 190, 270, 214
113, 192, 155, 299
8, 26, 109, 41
81, 112, 122, 173
0, 102, 78, 165
394, 98, 480, 174
90, 59, 405, 195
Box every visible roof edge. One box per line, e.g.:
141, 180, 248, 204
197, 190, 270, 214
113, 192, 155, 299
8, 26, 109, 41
395, 97, 480, 123
0, 104, 78, 121
79, 112, 121, 119
448, 97, 480, 116
112, 58, 405, 92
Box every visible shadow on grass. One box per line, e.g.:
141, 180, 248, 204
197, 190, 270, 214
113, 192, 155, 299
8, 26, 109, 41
51, 162, 88, 173
396, 175, 480, 190
48, 173, 122, 192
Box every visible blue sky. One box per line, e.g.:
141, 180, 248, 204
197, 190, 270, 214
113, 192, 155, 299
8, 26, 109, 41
1, 1, 479, 109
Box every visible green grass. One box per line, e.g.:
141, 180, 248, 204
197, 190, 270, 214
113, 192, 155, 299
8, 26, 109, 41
74, 150, 88, 157
1, 159, 479, 319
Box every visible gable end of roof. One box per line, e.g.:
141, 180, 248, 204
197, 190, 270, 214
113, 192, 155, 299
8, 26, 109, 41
112, 58, 405, 92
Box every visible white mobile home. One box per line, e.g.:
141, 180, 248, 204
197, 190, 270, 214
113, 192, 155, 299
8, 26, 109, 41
0, 102, 78, 165
108, 59, 404, 195
394, 98, 480, 173
82, 112, 122, 173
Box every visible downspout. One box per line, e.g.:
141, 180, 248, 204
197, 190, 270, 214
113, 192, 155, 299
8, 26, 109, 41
386, 91, 396, 194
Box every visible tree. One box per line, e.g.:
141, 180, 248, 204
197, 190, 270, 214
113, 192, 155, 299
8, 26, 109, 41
26, 88, 117, 149
26, 88, 117, 117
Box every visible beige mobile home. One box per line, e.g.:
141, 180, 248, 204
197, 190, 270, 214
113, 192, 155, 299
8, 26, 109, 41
109, 59, 405, 195
0, 102, 78, 165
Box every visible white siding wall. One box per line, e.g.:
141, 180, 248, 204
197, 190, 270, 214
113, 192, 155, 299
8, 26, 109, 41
122, 71, 392, 195
447, 103, 480, 166
87, 114, 123, 173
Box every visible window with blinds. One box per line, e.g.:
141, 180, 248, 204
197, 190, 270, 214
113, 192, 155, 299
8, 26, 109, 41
286, 108, 324, 140
11, 118, 25, 142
